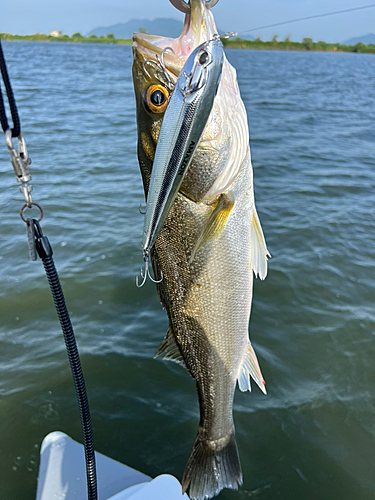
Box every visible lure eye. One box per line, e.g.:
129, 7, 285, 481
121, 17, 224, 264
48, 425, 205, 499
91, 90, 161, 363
144, 84, 169, 114
198, 51, 209, 65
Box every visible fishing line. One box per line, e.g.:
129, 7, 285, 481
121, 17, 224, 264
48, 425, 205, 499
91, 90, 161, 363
234, 3, 375, 37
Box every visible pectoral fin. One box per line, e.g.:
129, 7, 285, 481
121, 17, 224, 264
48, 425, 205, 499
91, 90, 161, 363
189, 192, 234, 264
238, 341, 267, 394
154, 325, 186, 367
251, 208, 271, 280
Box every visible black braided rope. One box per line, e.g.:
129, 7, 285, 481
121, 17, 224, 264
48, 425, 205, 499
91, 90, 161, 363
0, 40, 21, 137
2, 38, 98, 497
41, 255, 98, 500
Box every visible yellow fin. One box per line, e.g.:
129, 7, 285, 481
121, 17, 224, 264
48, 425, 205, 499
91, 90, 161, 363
189, 192, 234, 264
251, 208, 271, 280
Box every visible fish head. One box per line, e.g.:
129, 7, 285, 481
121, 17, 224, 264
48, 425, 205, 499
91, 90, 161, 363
132, 0, 249, 200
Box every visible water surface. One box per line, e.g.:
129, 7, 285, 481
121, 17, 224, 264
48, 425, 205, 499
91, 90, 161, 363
0, 41, 374, 499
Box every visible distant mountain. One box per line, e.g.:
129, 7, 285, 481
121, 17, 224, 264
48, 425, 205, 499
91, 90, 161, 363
86, 17, 245, 40
343, 33, 375, 45
87, 18, 183, 39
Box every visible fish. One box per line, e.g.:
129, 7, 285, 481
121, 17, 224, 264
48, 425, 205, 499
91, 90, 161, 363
132, 1, 270, 499
141, 37, 224, 270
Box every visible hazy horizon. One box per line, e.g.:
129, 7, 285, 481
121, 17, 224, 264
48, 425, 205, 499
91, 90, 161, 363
1, 0, 375, 44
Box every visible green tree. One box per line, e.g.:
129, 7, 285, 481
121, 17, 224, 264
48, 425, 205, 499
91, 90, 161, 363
138, 27, 147, 34
72, 32, 82, 38
272, 34, 279, 43
107, 33, 115, 39
90, 34, 98, 38
284, 33, 291, 42
303, 37, 313, 50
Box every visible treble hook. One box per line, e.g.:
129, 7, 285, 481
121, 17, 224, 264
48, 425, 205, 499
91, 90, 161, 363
161, 46, 175, 64
136, 251, 163, 287
142, 47, 175, 90
142, 58, 160, 80
155, 50, 175, 89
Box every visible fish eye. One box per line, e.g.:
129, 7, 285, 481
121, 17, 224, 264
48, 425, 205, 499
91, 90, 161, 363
144, 84, 169, 114
151, 90, 164, 106
198, 51, 209, 65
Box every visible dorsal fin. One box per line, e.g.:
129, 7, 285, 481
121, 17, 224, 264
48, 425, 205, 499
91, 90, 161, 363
237, 341, 267, 394
251, 208, 270, 280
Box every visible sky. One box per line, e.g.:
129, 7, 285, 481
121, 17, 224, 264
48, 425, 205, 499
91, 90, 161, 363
1, 0, 375, 43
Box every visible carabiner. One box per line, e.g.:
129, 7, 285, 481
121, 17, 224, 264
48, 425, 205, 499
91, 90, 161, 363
5, 128, 33, 207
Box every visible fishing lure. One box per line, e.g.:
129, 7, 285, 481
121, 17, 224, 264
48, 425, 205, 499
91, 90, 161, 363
137, 36, 224, 286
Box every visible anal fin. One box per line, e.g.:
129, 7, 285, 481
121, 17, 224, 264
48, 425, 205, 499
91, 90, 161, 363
238, 341, 267, 395
154, 325, 186, 367
189, 192, 234, 264
251, 208, 271, 280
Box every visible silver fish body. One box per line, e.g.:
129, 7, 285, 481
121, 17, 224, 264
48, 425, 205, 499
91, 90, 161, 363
142, 38, 224, 258
152, 147, 269, 500
132, 1, 270, 498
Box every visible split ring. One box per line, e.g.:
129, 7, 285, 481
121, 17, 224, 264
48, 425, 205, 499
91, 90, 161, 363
20, 203, 44, 223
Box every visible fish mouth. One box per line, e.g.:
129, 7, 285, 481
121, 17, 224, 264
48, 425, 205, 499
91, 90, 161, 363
132, 0, 219, 77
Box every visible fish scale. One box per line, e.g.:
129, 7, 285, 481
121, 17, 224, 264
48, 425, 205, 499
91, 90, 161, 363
152, 152, 257, 497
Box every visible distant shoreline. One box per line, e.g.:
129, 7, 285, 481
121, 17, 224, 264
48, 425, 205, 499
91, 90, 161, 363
222, 37, 375, 54
0, 33, 132, 45
1, 33, 374, 54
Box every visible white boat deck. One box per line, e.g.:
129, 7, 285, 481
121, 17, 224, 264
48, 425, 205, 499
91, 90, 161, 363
36, 431, 189, 500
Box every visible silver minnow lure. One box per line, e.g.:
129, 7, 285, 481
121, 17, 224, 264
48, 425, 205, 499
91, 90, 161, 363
138, 37, 224, 285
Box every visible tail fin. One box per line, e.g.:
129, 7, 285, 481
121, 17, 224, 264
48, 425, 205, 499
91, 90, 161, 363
181, 432, 243, 500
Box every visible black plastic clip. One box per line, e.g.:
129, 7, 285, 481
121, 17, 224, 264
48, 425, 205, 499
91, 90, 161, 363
32, 219, 53, 260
